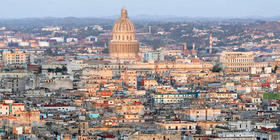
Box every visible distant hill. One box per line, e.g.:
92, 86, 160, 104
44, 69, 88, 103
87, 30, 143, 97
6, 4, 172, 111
0, 17, 114, 27
251, 21, 280, 32
0, 16, 279, 27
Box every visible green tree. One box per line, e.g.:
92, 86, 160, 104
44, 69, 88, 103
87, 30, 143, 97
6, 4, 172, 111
272, 65, 278, 73
212, 65, 222, 73
102, 48, 109, 54
37, 66, 42, 74
45, 48, 53, 55
55, 67, 62, 73
47, 68, 54, 72
62, 66, 67, 72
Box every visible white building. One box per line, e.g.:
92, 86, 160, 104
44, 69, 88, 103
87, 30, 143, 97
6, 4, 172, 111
154, 93, 197, 104
18, 41, 30, 47
0, 100, 25, 116
228, 121, 252, 131
50, 37, 64, 43
38, 41, 50, 47
43, 104, 77, 112
66, 38, 78, 43
42, 26, 62, 31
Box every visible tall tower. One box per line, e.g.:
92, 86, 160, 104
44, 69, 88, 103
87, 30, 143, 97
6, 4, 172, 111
148, 26, 152, 34
109, 8, 139, 59
192, 43, 195, 51
191, 42, 197, 57
183, 42, 187, 51
209, 33, 213, 54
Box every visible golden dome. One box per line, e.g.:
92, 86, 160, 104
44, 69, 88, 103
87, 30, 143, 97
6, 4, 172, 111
112, 8, 135, 34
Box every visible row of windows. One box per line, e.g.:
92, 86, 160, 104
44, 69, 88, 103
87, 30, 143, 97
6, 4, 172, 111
228, 59, 253, 63
155, 99, 183, 103
114, 35, 134, 40
226, 64, 252, 67
0, 107, 23, 110
156, 95, 194, 98
168, 126, 194, 130
0, 112, 8, 115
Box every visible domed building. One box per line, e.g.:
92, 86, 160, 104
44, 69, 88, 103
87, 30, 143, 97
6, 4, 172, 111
109, 8, 139, 60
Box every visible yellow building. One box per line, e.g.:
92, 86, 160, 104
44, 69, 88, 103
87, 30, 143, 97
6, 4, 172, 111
220, 51, 267, 72
121, 69, 137, 88
182, 108, 222, 121
144, 80, 158, 89
2, 50, 26, 65
115, 102, 144, 115
129, 132, 181, 140
82, 67, 113, 85
157, 121, 197, 134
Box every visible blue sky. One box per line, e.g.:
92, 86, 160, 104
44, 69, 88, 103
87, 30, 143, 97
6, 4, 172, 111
0, 0, 279, 18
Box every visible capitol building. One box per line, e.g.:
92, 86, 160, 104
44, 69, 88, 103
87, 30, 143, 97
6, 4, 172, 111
109, 8, 139, 60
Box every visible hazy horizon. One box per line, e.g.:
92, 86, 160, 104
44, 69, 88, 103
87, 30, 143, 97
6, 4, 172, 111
0, 0, 279, 19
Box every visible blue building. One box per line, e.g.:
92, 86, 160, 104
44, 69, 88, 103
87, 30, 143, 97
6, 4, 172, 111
144, 51, 164, 62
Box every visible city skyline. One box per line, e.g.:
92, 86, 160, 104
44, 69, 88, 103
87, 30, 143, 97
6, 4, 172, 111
0, 0, 280, 19
0, 1, 280, 139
